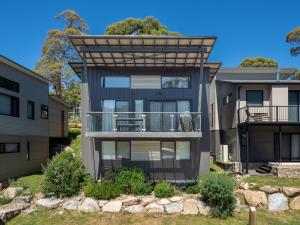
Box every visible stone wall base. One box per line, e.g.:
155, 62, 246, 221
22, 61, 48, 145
271, 164, 300, 178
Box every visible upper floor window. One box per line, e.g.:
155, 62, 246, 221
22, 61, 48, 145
0, 76, 19, 93
0, 143, 20, 154
27, 101, 35, 120
246, 90, 263, 106
161, 76, 190, 88
101, 76, 130, 88
41, 104, 48, 119
0, 93, 19, 117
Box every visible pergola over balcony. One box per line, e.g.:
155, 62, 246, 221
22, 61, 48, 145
68, 35, 221, 78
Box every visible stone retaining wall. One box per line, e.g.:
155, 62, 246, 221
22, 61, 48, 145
271, 165, 300, 178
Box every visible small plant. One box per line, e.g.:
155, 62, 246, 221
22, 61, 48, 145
115, 168, 152, 195
42, 151, 85, 197
199, 173, 236, 219
83, 181, 121, 200
154, 181, 175, 198
0, 195, 10, 206
184, 183, 200, 194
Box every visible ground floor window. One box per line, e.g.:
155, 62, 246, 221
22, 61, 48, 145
101, 140, 191, 161
0, 143, 20, 153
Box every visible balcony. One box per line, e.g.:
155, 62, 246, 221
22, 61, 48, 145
86, 112, 202, 138
238, 106, 300, 124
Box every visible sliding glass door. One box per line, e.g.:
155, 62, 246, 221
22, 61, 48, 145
289, 91, 300, 122
274, 133, 300, 161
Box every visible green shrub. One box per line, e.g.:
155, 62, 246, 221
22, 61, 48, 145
154, 181, 175, 198
184, 183, 200, 194
68, 128, 81, 136
0, 195, 10, 206
42, 151, 85, 197
115, 168, 152, 195
199, 173, 236, 218
83, 181, 121, 200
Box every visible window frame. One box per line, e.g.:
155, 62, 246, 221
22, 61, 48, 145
175, 141, 191, 160
161, 76, 191, 89
40, 104, 48, 119
0, 143, 20, 154
101, 76, 130, 88
27, 100, 35, 120
0, 76, 19, 93
0, 92, 19, 117
116, 141, 131, 159
246, 90, 264, 107
161, 141, 176, 160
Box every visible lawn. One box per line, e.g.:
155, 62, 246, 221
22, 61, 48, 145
7, 208, 300, 225
242, 176, 300, 188
10, 174, 44, 195
69, 134, 81, 157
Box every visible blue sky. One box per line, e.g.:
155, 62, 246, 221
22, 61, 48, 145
0, 0, 300, 69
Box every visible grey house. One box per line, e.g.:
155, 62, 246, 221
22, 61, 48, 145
69, 35, 220, 182
0, 55, 68, 181
210, 68, 300, 175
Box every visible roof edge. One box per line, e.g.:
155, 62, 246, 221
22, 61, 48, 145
219, 67, 297, 74
49, 95, 70, 107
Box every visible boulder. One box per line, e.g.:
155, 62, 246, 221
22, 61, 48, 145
157, 198, 171, 205
145, 202, 164, 213
239, 182, 249, 190
164, 201, 183, 213
0, 202, 30, 223
234, 189, 246, 204
0, 181, 8, 191
123, 205, 145, 213
3, 187, 23, 199
141, 196, 155, 206
243, 190, 268, 208
169, 196, 182, 202
78, 198, 100, 213
197, 200, 210, 216
34, 192, 45, 200
282, 187, 300, 197
22, 208, 37, 215
98, 200, 108, 208
182, 199, 198, 215
290, 196, 300, 210
234, 197, 241, 213
122, 196, 140, 206
268, 193, 289, 211
260, 186, 280, 194
36, 197, 64, 209
12, 196, 32, 204
102, 201, 122, 213
62, 199, 80, 211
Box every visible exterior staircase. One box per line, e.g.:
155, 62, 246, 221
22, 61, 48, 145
255, 165, 272, 174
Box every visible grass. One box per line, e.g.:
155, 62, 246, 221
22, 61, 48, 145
10, 174, 44, 195
243, 176, 300, 188
7, 208, 300, 225
69, 134, 81, 157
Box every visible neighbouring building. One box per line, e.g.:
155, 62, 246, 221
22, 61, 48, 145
210, 67, 300, 177
0, 55, 69, 181
69, 35, 221, 182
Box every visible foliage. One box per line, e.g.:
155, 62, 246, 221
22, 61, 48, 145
105, 16, 180, 36
243, 175, 300, 188
68, 128, 81, 135
68, 134, 81, 157
0, 195, 10, 206
199, 173, 236, 219
184, 183, 200, 194
10, 174, 44, 195
42, 151, 85, 197
83, 181, 121, 200
35, 10, 88, 98
291, 70, 300, 80
239, 57, 278, 68
114, 168, 152, 195
286, 27, 300, 56
62, 81, 81, 107
154, 181, 175, 198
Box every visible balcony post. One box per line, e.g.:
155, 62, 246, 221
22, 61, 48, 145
170, 114, 175, 132
276, 106, 279, 122
198, 114, 202, 132
279, 125, 282, 163
246, 125, 249, 173
142, 114, 146, 132
112, 114, 117, 132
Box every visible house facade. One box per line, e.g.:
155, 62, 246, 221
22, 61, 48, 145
210, 68, 300, 174
69, 35, 220, 182
0, 55, 69, 181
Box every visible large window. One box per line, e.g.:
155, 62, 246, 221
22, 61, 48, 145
116, 141, 130, 159
161, 141, 175, 159
176, 141, 191, 160
101, 76, 130, 88
27, 101, 35, 119
0, 76, 19, 93
0, 93, 19, 117
246, 90, 263, 106
102, 141, 130, 160
41, 104, 48, 119
161, 76, 190, 88
102, 141, 116, 160
0, 143, 20, 154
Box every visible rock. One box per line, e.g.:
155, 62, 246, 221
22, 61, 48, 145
141, 196, 155, 206
249, 183, 258, 190
64, 146, 73, 152
0, 202, 30, 223
290, 196, 300, 210
260, 186, 280, 194
243, 190, 268, 208
98, 200, 108, 207
197, 200, 210, 215
58, 210, 64, 215
3, 187, 23, 199
123, 205, 145, 213
182, 193, 198, 200
102, 201, 122, 212
145, 202, 164, 213
157, 198, 171, 205
239, 182, 249, 190
268, 193, 289, 211
122, 196, 140, 206
22, 208, 37, 215
234, 197, 241, 213
182, 199, 198, 215
36, 197, 64, 209
169, 196, 182, 202
282, 187, 300, 197
78, 198, 100, 213
62, 199, 80, 210
0, 181, 8, 191
34, 192, 45, 200
12, 196, 32, 204
164, 201, 183, 213
234, 189, 246, 204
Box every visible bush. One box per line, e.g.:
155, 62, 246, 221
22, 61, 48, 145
184, 183, 200, 194
0, 195, 10, 206
199, 173, 236, 218
115, 168, 152, 195
83, 181, 121, 200
68, 127, 81, 136
42, 151, 85, 197
154, 181, 175, 198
